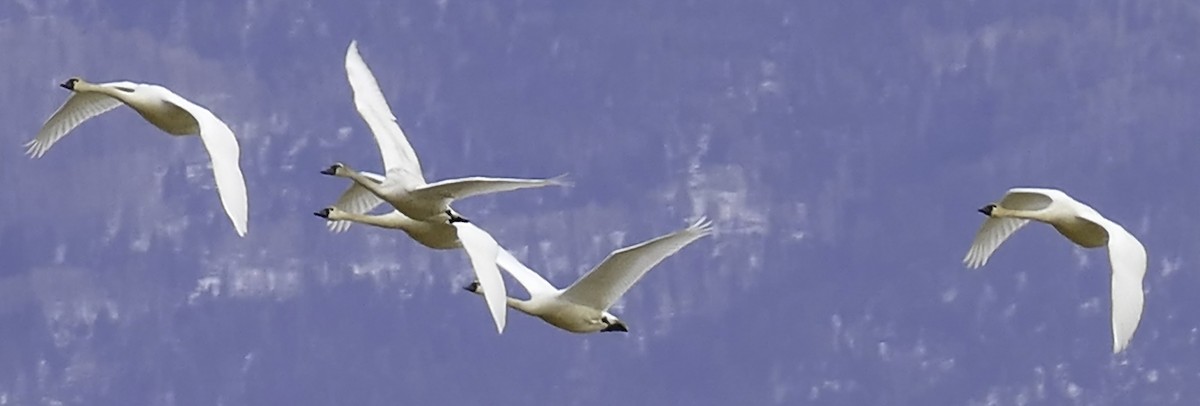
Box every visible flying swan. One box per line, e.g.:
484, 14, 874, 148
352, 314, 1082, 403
26, 78, 249, 236
321, 40, 567, 224
963, 188, 1147, 353
464, 217, 714, 333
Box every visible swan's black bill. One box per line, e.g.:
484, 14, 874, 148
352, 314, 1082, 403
59, 78, 78, 90
601, 322, 629, 333
320, 164, 340, 176
463, 280, 481, 293
977, 204, 997, 216
313, 208, 332, 218
447, 210, 470, 223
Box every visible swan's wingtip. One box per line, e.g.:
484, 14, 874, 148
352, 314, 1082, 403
232, 216, 248, 237
1113, 332, 1134, 354
689, 216, 715, 234
327, 220, 351, 233
548, 173, 574, 187
962, 258, 984, 269
346, 41, 364, 67
23, 140, 47, 158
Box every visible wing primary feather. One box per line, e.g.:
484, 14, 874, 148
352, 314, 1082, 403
454, 222, 508, 333
1100, 219, 1147, 353
160, 91, 249, 236
560, 217, 714, 310
345, 41, 425, 184
27, 92, 124, 158
324, 171, 387, 233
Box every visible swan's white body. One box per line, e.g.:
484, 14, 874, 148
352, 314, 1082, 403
323, 40, 566, 224
964, 188, 1147, 353
466, 218, 714, 333
27, 78, 249, 236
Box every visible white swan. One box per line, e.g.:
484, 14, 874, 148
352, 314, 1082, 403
322, 40, 567, 223
464, 217, 714, 333
963, 188, 1147, 353
26, 78, 249, 236
312, 204, 460, 250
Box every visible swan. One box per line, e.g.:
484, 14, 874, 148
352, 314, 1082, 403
464, 217, 714, 333
963, 188, 1147, 353
322, 40, 566, 223
26, 78, 249, 236
312, 204, 460, 250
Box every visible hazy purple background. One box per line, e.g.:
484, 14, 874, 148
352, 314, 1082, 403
1, 1, 1198, 404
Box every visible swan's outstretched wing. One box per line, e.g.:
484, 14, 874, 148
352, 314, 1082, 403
326, 171, 388, 233
495, 249, 559, 296
160, 90, 249, 237
454, 222, 508, 333
964, 217, 1030, 268
26, 91, 124, 158
345, 41, 425, 186
410, 174, 570, 203
963, 188, 1058, 268
561, 217, 713, 311
1093, 217, 1147, 353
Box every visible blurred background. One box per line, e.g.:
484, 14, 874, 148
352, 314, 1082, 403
0, 0, 1198, 404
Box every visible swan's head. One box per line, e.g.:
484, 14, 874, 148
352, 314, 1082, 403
978, 204, 997, 216
320, 162, 349, 177
60, 77, 82, 90
313, 207, 336, 219
462, 280, 483, 295
599, 314, 628, 333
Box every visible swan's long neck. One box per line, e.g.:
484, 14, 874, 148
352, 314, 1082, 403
504, 297, 538, 316
75, 81, 130, 102
330, 211, 414, 230
992, 206, 1054, 222
471, 290, 536, 316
